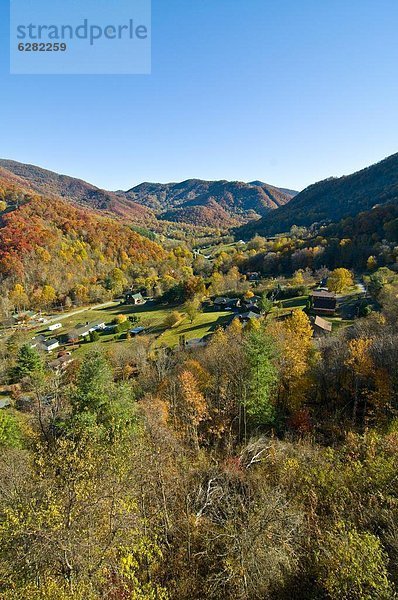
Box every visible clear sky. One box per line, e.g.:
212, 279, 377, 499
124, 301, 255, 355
1, 0, 398, 192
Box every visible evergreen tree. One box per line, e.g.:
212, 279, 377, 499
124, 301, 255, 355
72, 351, 113, 416
244, 328, 278, 429
13, 344, 43, 381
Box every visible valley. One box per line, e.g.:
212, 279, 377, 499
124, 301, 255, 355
1, 151, 398, 600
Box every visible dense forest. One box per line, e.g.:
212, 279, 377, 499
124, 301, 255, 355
0, 189, 198, 316
128, 178, 294, 225
239, 204, 398, 277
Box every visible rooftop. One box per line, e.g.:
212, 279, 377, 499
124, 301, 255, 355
311, 290, 336, 299
314, 316, 332, 332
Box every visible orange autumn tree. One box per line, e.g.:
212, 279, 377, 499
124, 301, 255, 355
166, 370, 208, 451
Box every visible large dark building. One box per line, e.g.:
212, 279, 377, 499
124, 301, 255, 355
311, 290, 337, 315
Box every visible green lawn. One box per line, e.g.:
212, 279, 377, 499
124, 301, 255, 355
199, 240, 245, 258
268, 295, 309, 317
34, 302, 169, 337
325, 316, 355, 331
279, 295, 309, 309
155, 309, 232, 348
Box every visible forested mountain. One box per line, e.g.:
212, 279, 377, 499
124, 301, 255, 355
238, 152, 398, 237
4, 158, 398, 600
0, 175, 196, 310
0, 159, 153, 223
0, 160, 295, 229
127, 178, 295, 226
248, 181, 299, 197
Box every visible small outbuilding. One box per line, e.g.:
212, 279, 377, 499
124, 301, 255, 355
311, 316, 332, 337
125, 292, 146, 305
130, 327, 145, 337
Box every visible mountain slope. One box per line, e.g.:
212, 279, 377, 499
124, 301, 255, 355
126, 178, 295, 226
0, 160, 295, 229
238, 152, 398, 237
248, 181, 299, 197
0, 173, 168, 306
0, 159, 153, 223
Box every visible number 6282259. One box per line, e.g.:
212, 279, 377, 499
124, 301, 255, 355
18, 42, 67, 52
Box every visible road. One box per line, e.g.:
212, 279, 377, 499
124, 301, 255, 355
356, 281, 367, 295
44, 300, 120, 325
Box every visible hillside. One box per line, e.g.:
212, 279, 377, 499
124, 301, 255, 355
238, 152, 398, 237
127, 178, 295, 226
0, 159, 154, 224
0, 160, 295, 229
0, 177, 173, 308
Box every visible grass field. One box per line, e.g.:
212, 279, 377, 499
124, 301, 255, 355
279, 296, 308, 310
31, 300, 233, 355
156, 309, 232, 348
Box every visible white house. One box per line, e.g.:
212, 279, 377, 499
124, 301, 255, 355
31, 335, 60, 352
48, 323, 62, 332
42, 339, 60, 353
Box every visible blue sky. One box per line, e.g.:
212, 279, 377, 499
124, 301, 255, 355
1, 0, 398, 191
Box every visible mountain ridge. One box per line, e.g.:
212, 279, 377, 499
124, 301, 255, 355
0, 159, 153, 224
237, 152, 398, 238
0, 159, 295, 228
126, 178, 296, 226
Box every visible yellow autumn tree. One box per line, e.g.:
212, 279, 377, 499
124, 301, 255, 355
327, 268, 354, 293
292, 270, 305, 286
345, 337, 373, 425
9, 283, 29, 311
41, 285, 56, 309
174, 371, 208, 451
367, 256, 377, 271
269, 310, 315, 412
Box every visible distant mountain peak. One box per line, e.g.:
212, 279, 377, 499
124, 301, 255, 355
126, 178, 295, 227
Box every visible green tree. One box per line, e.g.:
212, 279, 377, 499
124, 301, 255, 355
316, 524, 394, 600
71, 351, 135, 440
244, 328, 278, 430
259, 293, 273, 315
13, 345, 43, 381
0, 412, 22, 448
184, 297, 201, 324
72, 351, 113, 417
89, 330, 100, 343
